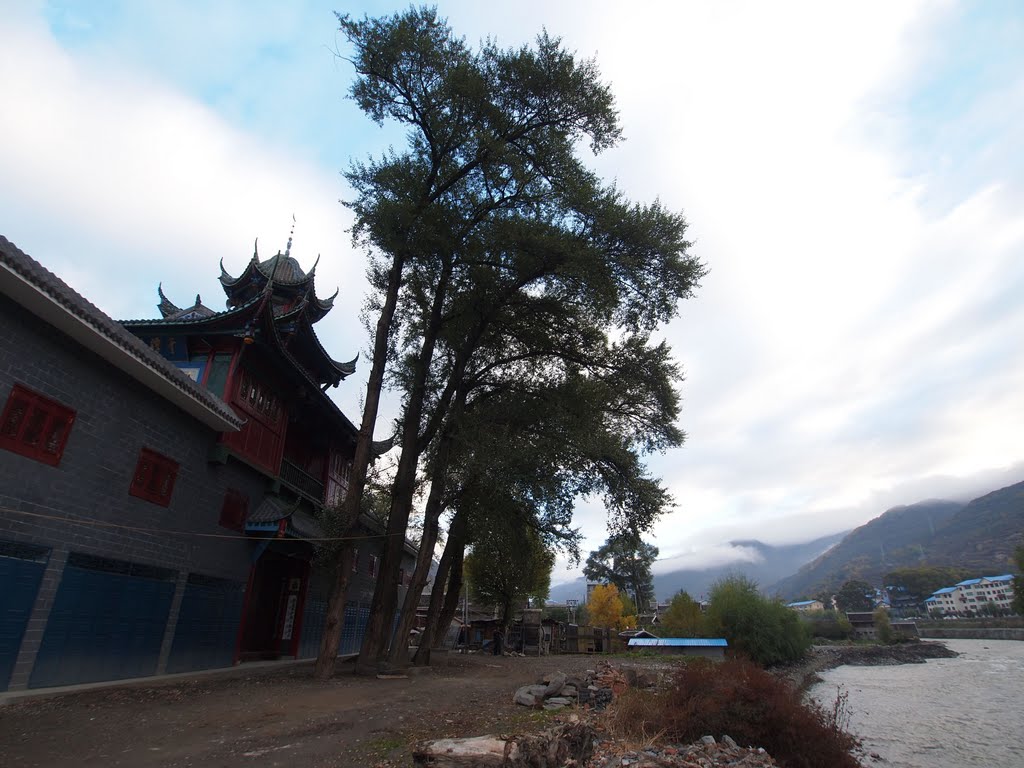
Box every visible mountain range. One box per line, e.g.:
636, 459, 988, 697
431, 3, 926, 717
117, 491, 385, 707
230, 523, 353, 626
770, 479, 1024, 598
551, 478, 1024, 606
549, 531, 847, 605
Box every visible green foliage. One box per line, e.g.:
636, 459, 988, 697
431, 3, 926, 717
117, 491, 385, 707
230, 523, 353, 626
329, 5, 705, 666
834, 580, 876, 613
584, 532, 659, 608
801, 610, 854, 641
464, 513, 554, 626
543, 605, 570, 623
873, 607, 893, 644
885, 566, 973, 602
659, 590, 707, 638
607, 658, 861, 768
704, 576, 810, 666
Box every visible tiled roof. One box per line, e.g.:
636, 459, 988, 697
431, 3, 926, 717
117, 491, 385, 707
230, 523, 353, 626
0, 235, 244, 432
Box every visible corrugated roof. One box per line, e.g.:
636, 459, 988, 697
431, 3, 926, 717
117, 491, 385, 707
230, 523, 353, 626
628, 638, 728, 647
933, 587, 956, 594
787, 600, 819, 607
956, 578, 982, 586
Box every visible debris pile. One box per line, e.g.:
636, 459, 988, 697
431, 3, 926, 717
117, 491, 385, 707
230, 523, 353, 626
588, 735, 778, 767
512, 662, 644, 712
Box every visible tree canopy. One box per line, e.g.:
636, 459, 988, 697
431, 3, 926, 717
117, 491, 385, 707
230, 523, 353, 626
704, 576, 809, 666
464, 507, 554, 628
586, 583, 634, 631
584, 532, 659, 609
316, 5, 704, 674
833, 579, 876, 613
884, 566, 973, 603
659, 590, 705, 638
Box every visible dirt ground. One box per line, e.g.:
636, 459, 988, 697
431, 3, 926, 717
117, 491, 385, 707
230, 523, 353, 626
0, 653, 606, 768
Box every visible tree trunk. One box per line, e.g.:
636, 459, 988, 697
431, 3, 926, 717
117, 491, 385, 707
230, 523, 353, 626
413, 507, 466, 664
313, 545, 355, 679
357, 261, 452, 672
412, 722, 595, 767
387, 398, 462, 667
436, 545, 466, 647
313, 252, 404, 678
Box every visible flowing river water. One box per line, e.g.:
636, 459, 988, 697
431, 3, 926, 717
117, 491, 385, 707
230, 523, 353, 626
809, 639, 1024, 767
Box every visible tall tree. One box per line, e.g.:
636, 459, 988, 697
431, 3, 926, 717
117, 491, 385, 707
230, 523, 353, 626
834, 579, 876, 613
659, 590, 706, 637
337, 7, 627, 672
463, 508, 554, 629
584, 532, 659, 609
320, 7, 703, 674
586, 583, 627, 630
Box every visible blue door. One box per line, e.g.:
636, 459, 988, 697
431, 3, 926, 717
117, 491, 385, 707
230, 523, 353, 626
0, 541, 49, 691
298, 595, 328, 659
29, 554, 176, 689
339, 602, 369, 655
166, 574, 245, 673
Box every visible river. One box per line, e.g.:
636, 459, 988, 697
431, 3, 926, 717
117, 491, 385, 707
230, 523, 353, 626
809, 639, 1024, 768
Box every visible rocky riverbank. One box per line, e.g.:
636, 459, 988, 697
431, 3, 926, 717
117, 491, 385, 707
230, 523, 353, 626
778, 641, 959, 690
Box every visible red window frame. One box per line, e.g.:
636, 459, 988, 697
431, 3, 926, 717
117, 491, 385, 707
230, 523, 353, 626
129, 447, 179, 507
219, 488, 249, 531
0, 383, 76, 467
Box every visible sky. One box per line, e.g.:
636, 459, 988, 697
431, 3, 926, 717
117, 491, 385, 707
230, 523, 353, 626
2, 1, 1023, 591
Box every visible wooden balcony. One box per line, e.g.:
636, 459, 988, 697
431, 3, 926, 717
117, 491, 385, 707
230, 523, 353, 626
279, 459, 324, 504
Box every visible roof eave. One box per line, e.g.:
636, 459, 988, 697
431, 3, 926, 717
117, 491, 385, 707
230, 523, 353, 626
0, 260, 243, 433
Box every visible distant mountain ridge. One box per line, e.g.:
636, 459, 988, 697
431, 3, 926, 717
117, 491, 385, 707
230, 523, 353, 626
549, 531, 847, 604
770, 479, 1024, 599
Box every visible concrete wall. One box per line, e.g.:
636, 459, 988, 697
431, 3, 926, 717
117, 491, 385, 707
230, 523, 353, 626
919, 628, 1024, 641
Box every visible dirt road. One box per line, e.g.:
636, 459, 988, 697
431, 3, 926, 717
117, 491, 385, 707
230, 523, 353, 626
0, 654, 602, 768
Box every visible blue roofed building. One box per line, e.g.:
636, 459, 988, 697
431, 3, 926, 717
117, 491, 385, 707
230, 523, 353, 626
786, 599, 824, 612
627, 637, 728, 659
926, 576, 1015, 617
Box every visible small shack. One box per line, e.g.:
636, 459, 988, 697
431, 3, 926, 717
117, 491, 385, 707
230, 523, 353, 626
627, 637, 728, 659
845, 612, 877, 639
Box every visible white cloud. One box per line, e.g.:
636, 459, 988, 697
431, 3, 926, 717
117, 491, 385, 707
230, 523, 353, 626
3, 1, 1023, 585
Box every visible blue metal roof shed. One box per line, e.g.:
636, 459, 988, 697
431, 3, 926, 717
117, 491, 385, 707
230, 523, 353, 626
627, 637, 728, 658
628, 638, 728, 647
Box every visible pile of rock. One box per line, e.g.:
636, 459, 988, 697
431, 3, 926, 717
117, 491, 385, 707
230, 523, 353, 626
512, 667, 618, 712
588, 735, 778, 767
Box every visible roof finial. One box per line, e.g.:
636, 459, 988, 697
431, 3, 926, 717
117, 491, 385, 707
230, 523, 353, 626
285, 214, 296, 258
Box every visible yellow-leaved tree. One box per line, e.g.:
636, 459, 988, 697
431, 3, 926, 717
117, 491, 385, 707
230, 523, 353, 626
587, 584, 636, 631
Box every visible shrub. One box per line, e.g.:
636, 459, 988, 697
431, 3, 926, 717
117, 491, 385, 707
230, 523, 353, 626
873, 607, 893, 644
606, 658, 860, 768
802, 610, 853, 641
704, 576, 810, 666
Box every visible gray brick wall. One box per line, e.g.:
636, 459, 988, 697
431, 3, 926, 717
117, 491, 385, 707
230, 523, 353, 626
0, 294, 263, 582
0, 293, 417, 686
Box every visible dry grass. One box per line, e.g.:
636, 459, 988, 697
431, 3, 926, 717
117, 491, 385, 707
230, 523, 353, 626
604, 658, 860, 768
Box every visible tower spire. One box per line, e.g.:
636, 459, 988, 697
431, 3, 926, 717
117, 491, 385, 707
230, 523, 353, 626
285, 214, 296, 258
